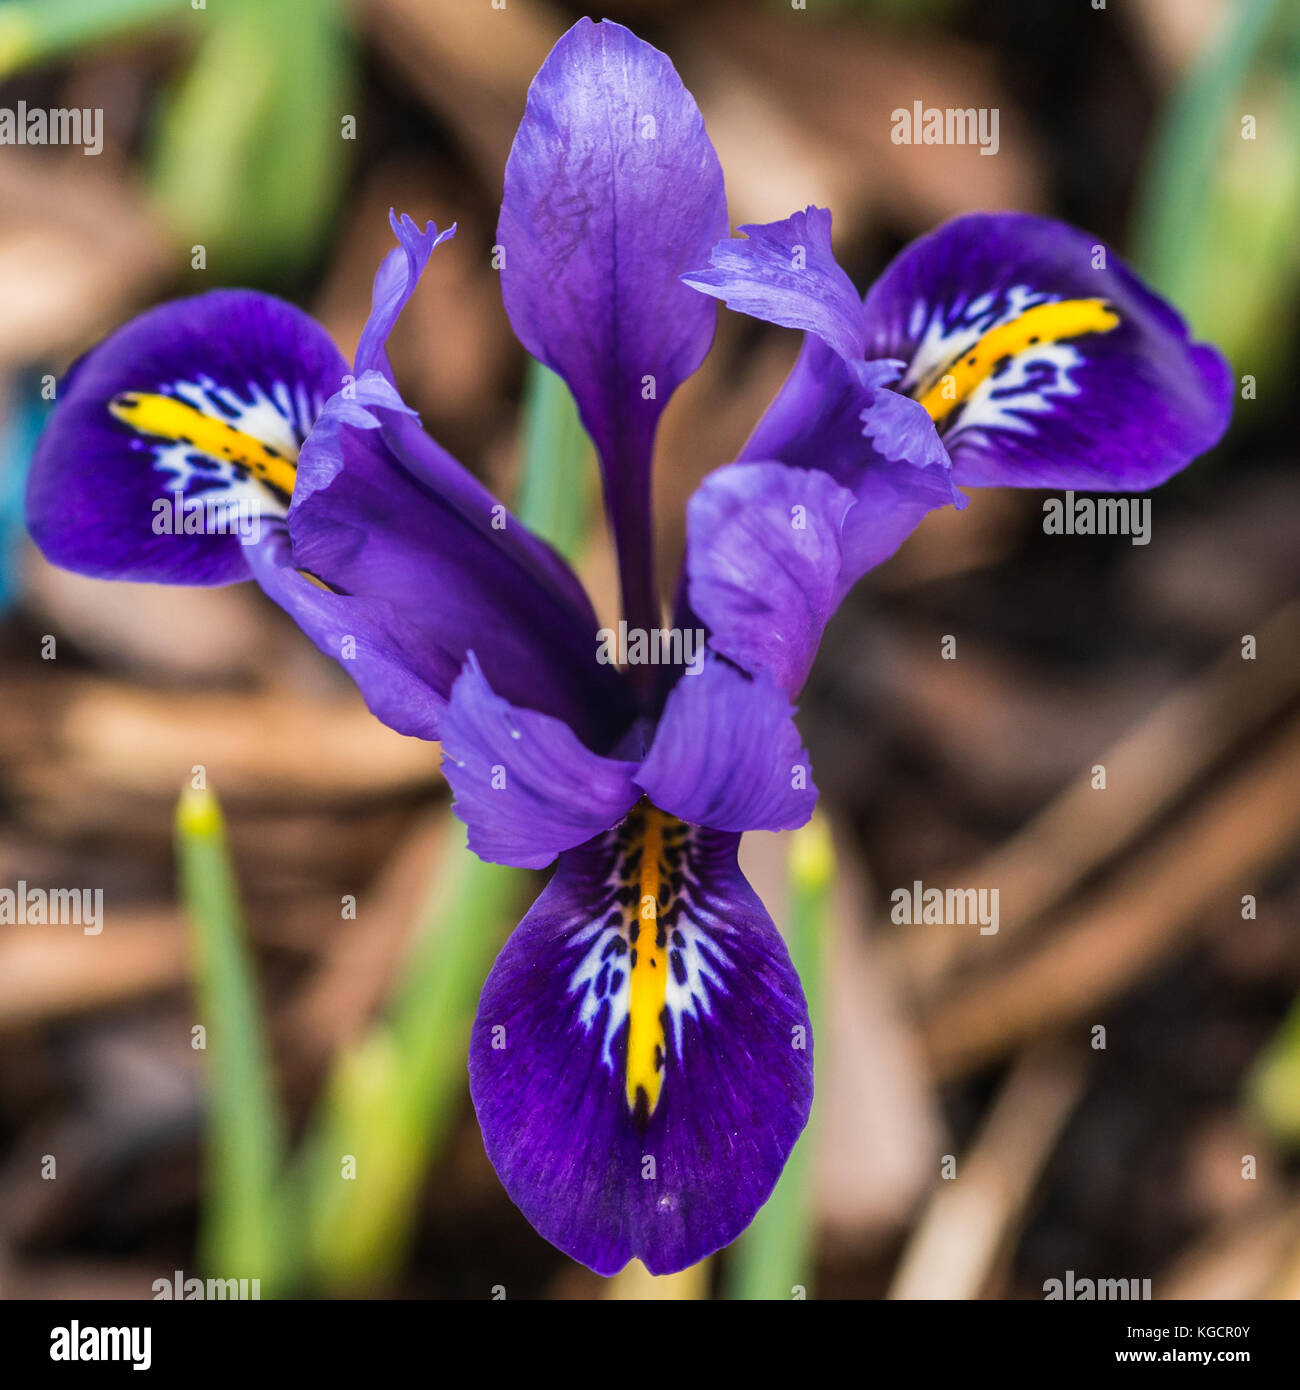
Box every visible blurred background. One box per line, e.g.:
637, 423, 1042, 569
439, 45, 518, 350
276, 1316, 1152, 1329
0, 0, 1298, 1301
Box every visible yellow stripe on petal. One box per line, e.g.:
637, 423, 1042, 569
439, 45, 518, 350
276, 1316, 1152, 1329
109, 391, 299, 500
915, 297, 1119, 424
626, 804, 669, 1117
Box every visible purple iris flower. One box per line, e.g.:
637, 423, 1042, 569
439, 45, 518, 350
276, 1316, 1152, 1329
25, 18, 1230, 1277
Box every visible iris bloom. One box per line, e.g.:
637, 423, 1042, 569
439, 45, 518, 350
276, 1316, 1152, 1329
26, 19, 1230, 1276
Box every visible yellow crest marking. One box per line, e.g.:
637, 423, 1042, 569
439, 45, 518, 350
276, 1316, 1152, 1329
915, 297, 1119, 425
108, 391, 299, 500
625, 804, 670, 1117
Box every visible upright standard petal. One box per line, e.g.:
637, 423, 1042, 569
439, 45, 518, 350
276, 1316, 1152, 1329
439, 656, 641, 870
469, 811, 812, 1275
498, 17, 728, 632
27, 291, 345, 583
684, 461, 855, 698
862, 211, 1233, 488
636, 656, 817, 833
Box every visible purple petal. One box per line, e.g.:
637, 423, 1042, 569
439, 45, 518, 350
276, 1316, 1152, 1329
27, 291, 345, 583
287, 374, 636, 749
246, 528, 451, 741
440, 656, 641, 870
744, 336, 959, 596
469, 814, 812, 1275
681, 206, 866, 363
862, 211, 1232, 488
352, 210, 605, 634
833, 448, 962, 605
854, 360, 951, 472
498, 17, 727, 631
345, 217, 563, 588
678, 204, 961, 592
355, 211, 456, 383
684, 461, 855, 697
636, 656, 817, 832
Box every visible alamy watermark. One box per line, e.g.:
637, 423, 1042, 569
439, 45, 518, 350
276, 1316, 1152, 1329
152, 1269, 261, 1300
597, 622, 706, 676
1043, 491, 1151, 546
0, 882, 102, 934
890, 880, 999, 935
152, 491, 264, 544
891, 102, 999, 156
1044, 1270, 1152, 1300
49, 1323, 150, 1370
0, 103, 103, 156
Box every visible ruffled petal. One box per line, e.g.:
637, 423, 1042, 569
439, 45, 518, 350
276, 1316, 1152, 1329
469, 812, 812, 1275
439, 656, 641, 870
743, 336, 959, 596
498, 17, 728, 630
854, 360, 951, 472
27, 291, 345, 583
862, 211, 1233, 488
684, 461, 854, 697
636, 656, 817, 832
681, 206, 865, 363
355, 211, 456, 383
349, 214, 603, 622
683, 206, 960, 592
